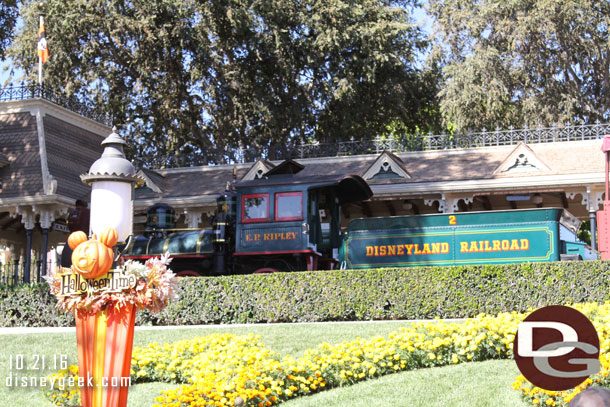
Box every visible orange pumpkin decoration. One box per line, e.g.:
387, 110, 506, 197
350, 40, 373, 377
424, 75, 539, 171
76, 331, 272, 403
99, 227, 119, 248
71, 240, 114, 279
67, 231, 88, 250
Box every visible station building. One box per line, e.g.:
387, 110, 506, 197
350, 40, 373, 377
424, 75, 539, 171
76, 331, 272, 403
0, 91, 607, 280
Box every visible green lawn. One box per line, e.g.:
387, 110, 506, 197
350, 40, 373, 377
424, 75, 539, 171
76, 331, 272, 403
0, 321, 528, 407
282, 359, 526, 407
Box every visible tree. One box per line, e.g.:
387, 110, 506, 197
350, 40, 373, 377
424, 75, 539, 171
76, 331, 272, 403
9, 0, 437, 166
0, 0, 18, 61
428, 0, 610, 132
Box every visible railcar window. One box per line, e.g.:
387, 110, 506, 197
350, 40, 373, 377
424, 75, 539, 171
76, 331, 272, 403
242, 194, 269, 222
275, 192, 303, 221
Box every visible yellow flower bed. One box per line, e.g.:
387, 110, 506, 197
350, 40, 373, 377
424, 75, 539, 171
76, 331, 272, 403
45, 311, 525, 406
44, 364, 81, 406
145, 310, 528, 407
43, 302, 610, 407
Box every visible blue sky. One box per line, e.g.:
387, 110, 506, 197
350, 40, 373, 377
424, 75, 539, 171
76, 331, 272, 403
0, 61, 24, 86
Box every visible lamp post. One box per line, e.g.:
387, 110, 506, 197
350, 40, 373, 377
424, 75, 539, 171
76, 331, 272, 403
81, 127, 142, 242
76, 126, 143, 407
45, 125, 174, 407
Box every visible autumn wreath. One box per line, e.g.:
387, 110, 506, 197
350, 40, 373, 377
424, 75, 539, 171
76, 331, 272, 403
45, 227, 178, 314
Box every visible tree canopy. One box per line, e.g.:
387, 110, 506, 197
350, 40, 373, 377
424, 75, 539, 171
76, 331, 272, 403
4, 0, 610, 163
0, 0, 18, 61
428, 0, 610, 132
8, 0, 437, 165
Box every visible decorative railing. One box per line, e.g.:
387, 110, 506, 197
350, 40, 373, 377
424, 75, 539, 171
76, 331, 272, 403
0, 260, 44, 286
417, 122, 610, 150
280, 121, 610, 159
0, 84, 111, 125
145, 121, 610, 168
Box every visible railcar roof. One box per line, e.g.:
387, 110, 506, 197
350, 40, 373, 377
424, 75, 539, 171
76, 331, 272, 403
234, 172, 373, 205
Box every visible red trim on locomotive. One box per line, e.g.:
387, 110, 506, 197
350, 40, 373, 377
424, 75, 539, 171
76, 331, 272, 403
241, 193, 270, 223
306, 253, 318, 271
275, 191, 303, 221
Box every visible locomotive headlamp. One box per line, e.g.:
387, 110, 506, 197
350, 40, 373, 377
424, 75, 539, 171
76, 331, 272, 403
81, 126, 143, 243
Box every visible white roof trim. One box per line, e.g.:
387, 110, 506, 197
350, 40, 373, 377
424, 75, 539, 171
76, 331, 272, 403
493, 142, 550, 175
241, 159, 275, 181
370, 172, 605, 197
137, 170, 163, 193
363, 151, 411, 180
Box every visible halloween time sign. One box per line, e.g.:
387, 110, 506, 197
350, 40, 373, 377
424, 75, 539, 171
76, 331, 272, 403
57, 267, 137, 296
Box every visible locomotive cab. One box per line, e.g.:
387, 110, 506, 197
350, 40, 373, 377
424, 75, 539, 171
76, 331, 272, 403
233, 160, 372, 273
123, 159, 372, 276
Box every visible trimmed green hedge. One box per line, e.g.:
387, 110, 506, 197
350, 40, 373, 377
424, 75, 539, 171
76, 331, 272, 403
2, 261, 610, 327
0, 283, 74, 327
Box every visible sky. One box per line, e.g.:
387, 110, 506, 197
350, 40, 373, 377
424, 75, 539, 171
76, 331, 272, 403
0, 62, 24, 87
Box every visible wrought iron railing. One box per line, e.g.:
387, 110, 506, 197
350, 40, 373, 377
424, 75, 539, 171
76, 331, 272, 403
144, 121, 610, 168
417, 122, 610, 150
0, 260, 44, 286
281, 121, 610, 158
0, 84, 111, 125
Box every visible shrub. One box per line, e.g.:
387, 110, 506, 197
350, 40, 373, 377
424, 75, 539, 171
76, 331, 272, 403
2, 261, 610, 327
0, 283, 74, 327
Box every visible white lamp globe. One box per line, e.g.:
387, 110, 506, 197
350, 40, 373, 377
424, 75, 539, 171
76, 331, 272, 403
81, 127, 143, 243
89, 181, 133, 241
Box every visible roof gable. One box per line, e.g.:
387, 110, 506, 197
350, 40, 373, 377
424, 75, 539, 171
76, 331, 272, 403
363, 151, 411, 180
137, 168, 165, 193
266, 159, 304, 176
241, 159, 276, 181
493, 142, 550, 175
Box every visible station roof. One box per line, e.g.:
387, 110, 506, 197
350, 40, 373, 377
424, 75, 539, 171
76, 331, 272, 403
0, 100, 108, 207
134, 139, 605, 210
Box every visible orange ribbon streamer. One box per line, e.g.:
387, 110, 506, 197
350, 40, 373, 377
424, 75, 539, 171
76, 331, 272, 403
75, 304, 136, 407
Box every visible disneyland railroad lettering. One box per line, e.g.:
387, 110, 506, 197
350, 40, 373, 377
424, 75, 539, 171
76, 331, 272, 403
459, 239, 529, 253
365, 242, 450, 257
59, 268, 137, 296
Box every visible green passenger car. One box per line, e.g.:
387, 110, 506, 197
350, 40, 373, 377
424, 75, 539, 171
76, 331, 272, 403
339, 208, 594, 269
